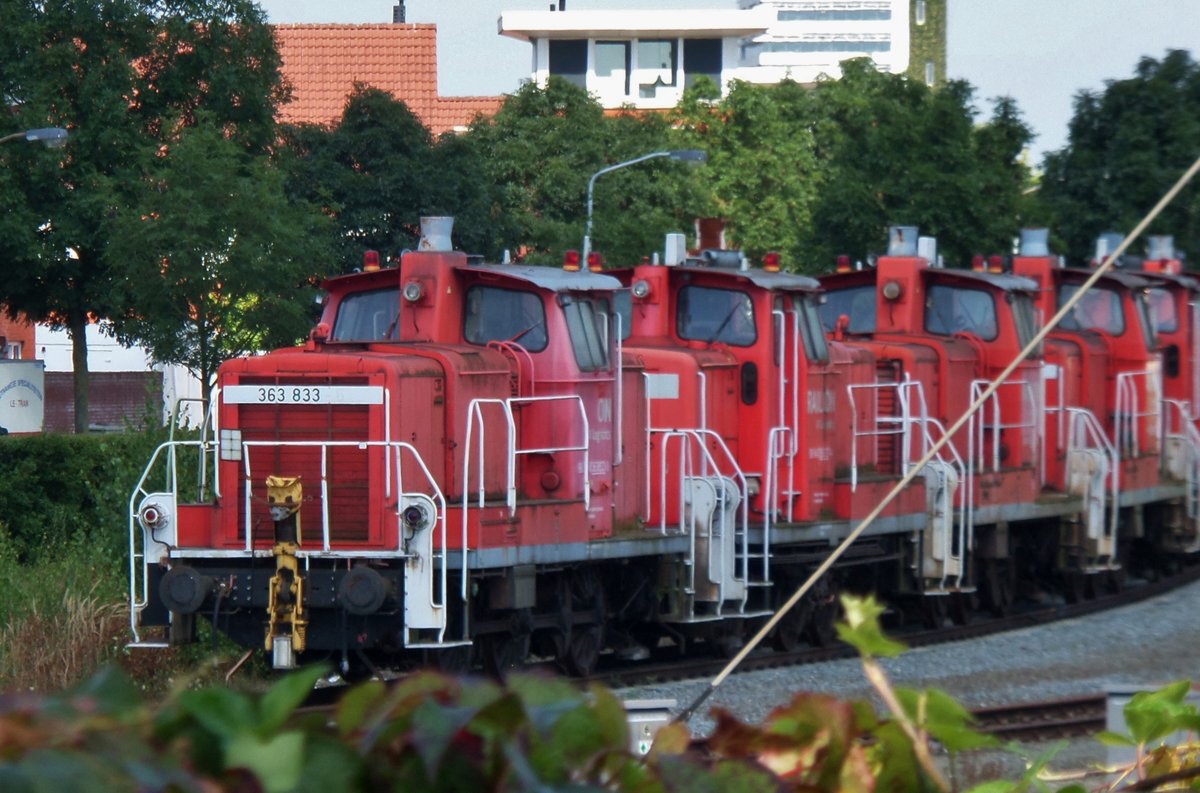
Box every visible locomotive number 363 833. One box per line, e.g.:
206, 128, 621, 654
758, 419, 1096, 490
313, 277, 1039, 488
257, 386, 322, 403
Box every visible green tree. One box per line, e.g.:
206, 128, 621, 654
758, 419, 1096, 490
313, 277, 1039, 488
673, 77, 820, 268
804, 59, 1032, 268
106, 121, 328, 404
1039, 49, 1200, 263
466, 77, 709, 265
0, 0, 285, 432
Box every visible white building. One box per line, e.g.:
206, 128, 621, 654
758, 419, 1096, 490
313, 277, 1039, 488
498, 0, 943, 110
36, 323, 205, 427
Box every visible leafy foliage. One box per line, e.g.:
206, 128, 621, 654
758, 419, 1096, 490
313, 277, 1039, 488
280, 86, 497, 270
0, 0, 286, 431
465, 77, 709, 264
1038, 49, 1200, 263
671, 61, 1032, 272
803, 59, 1033, 268
673, 77, 819, 267
106, 120, 328, 401
4, 590, 1197, 792
0, 431, 165, 569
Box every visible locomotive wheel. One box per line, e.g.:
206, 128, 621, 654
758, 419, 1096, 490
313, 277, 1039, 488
481, 609, 531, 679
557, 569, 606, 677
771, 575, 816, 653
804, 577, 838, 647
949, 591, 973, 626
920, 595, 949, 629
978, 558, 1014, 617
1061, 571, 1086, 604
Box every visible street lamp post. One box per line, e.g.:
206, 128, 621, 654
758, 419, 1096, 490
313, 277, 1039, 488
583, 148, 706, 262
0, 127, 69, 148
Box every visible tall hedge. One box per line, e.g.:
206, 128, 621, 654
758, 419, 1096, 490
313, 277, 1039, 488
0, 431, 167, 568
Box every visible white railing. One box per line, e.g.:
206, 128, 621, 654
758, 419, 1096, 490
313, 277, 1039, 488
968, 378, 1040, 477
899, 380, 970, 585
1116, 370, 1162, 458
128, 437, 210, 645
463, 394, 591, 516
1066, 406, 1119, 554
846, 381, 907, 492
1162, 399, 1200, 521
653, 428, 754, 617
129, 436, 450, 643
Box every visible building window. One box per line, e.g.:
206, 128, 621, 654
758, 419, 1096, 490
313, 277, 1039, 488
637, 39, 677, 98
594, 41, 631, 96
4, 342, 20, 360
916, 0, 927, 25
925, 60, 935, 85
762, 39, 891, 54
548, 39, 587, 88
779, 9, 891, 21
683, 38, 722, 89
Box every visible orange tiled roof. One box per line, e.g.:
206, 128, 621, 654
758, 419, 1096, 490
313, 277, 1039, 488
273, 23, 504, 136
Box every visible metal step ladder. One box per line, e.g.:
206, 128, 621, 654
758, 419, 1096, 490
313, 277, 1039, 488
1065, 407, 1119, 567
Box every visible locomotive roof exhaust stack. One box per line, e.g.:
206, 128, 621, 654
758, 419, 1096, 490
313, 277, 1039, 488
887, 226, 918, 257
664, 233, 687, 266
1148, 235, 1175, 260
918, 236, 938, 266
1019, 228, 1050, 257
419, 216, 454, 251
1095, 231, 1124, 262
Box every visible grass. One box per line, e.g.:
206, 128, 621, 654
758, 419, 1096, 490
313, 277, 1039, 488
0, 589, 127, 692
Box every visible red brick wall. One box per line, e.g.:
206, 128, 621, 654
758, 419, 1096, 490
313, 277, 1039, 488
0, 314, 36, 360
45, 372, 162, 433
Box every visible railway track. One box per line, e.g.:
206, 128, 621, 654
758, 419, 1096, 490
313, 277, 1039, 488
590, 563, 1200, 691
296, 564, 1200, 724
971, 694, 1107, 742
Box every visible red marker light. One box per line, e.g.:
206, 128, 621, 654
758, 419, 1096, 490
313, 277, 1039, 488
835, 255, 851, 273
586, 251, 604, 272
563, 250, 581, 271
763, 252, 781, 272
363, 250, 381, 272
971, 255, 985, 272
987, 255, 1004, 273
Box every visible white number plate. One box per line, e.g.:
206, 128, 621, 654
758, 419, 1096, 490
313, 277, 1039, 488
223, 385, 384, 405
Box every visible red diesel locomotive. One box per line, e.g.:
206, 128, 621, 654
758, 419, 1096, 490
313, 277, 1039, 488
128, 218, 1200, 674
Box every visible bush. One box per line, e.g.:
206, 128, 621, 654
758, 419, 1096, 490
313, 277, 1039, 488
0, 430, 167, 568
0, 429, 184, 691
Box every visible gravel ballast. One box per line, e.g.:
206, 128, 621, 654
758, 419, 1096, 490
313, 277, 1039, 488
616, 577, 1200, 782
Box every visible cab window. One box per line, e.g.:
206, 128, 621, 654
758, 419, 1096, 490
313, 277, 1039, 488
1011, 293, 1042, 355
613, 290, 632, 341
799, 295, 830, 363
818, 285, 875, 334
1148, 287, 1178, 333
464, 286, 548, 351
678, 285, 756, 346
925, 285, 998, 340
1057, 284, 1124, 336
562, 295, 611, 372
331, 288, 400, 341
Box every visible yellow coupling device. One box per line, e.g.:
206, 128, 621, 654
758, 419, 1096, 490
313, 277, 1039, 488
265, 476, 307, 666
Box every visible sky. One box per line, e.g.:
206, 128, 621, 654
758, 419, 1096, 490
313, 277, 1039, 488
256, 0, 1200, 163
